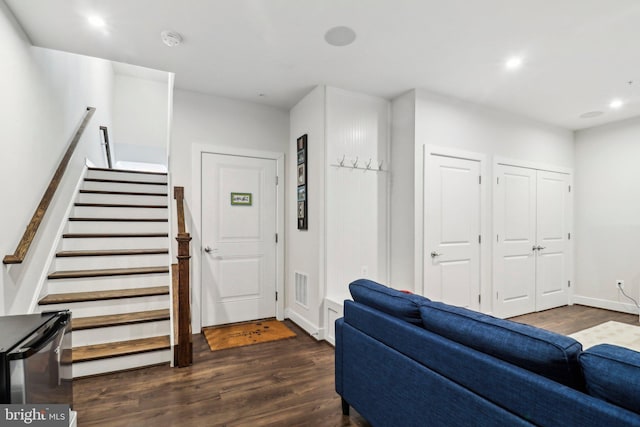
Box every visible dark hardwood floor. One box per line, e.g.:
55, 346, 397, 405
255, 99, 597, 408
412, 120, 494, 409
73, 305, 638, 426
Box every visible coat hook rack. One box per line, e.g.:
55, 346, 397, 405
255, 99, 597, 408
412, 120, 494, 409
330, 155, 387, 173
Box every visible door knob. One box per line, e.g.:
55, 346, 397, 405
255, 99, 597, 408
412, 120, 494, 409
430, 251, 442, 258
204, 246, 212, 253
537, 245, 546, 251
532, 245, 538, 251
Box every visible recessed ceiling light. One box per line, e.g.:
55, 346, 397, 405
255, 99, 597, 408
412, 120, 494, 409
87, 16, 106, 28
579, 111, 604, 119
324, 26, 357, 47
161, 30, 182, 47
505, 56, 523, 70
609, 99, 623, 109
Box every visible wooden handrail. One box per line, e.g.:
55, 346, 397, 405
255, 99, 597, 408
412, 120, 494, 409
4, 107, 96, 265
173, 186, 193, 367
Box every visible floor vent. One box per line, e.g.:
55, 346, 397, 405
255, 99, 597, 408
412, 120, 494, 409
295, 272, 308, 308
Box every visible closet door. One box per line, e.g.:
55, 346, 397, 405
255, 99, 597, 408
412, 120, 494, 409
535, 170, 571, 311
494, 165, 537, 318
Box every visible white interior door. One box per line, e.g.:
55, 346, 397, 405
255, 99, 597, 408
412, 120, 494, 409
494, 165, 537, 318
201, 153, 277, 327
425, 154, 481, 310
535, 170, 571, 311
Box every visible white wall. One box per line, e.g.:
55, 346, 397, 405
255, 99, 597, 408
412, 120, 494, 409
391, 88, 574, 312
390, 91, 416, 290
113, 74, 169, 166
574, 117, 640, 314
170, 88, 289, 331
0, 2, 114, 314
325, 87, 390, 302
286, 86, 326, 337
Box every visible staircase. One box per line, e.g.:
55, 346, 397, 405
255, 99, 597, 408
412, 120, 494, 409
38, 167, 172, 377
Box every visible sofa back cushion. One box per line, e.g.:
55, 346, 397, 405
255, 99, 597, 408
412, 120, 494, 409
580, 344, 640, 414
420, 301, 584, 389
349, 279, 429, 325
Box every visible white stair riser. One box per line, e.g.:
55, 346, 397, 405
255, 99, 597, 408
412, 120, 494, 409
40, 295, 169, 317
86, 170, 167, 184
55, 253, 170, 271
72, 349, 171, 378
73, 206, 168, 219
83, 181, 168, 193
73, 320, 171, 347
46, 273, 170, 294
77, 193, 167, 205
67, 220, 168, 234
62, 237, 170, 251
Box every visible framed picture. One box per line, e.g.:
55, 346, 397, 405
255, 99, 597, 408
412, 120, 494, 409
230, 192, 252, 206
297, 134, 308, 230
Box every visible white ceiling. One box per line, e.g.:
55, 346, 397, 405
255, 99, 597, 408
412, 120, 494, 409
5, 0, 640, 130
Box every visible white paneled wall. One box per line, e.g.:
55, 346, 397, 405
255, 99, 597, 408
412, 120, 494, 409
325, 88, 390, 302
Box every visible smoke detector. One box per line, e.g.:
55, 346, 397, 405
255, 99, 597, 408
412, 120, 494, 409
161, 31, 182, 47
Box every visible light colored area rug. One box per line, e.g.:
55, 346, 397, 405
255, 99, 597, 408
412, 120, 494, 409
203, 319, 296, 352
570, 320, 640, 351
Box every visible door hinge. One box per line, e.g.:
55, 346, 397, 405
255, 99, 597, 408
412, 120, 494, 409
479, 175, 482, 184
276, 176, 279, 185
568, 232, 571, 240
568, 280, 571, 288
497, 177, 500, 185
496, 234, 499, 242
275, 291, 278, 301
275, 233, 279, 243
568, 185, 571, 192
478, 294, 481, 304
478, 235, 482, 244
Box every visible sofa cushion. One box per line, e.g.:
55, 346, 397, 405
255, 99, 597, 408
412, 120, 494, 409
580, 344, 640, 414
349, 279, 429, 325
419, 301, 584, 389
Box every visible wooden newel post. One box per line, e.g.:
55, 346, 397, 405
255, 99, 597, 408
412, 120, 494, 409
174, 186, 193, 367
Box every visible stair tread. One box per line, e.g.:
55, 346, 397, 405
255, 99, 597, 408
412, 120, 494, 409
72, 335, 171, 363
75, 203, 168, 209
48, 266, 169, 279
72, 309, 170, 330
84, 178, 167, 186
57, 248, 169, 257
63, 232, 169, 238
68, 217, 168, 222
39, 286, 169, 305
88, 167, 167, 176
80, 189, 166, 196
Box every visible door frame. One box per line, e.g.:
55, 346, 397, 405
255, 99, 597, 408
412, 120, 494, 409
420, 145, 489, 311
191, 144, 285, 332
492, 156, 573, 317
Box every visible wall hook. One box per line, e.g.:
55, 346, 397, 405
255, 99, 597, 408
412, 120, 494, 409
352, 156, 359, 168
365, 158, 372, 169
338, 154, 345, 167
378, 160, 384, 171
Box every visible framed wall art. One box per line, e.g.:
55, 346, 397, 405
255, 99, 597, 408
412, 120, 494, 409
297, 134, 308, 230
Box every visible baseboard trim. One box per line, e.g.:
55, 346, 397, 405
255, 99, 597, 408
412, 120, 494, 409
285, 308, 323, 341
572, 295, 639, 315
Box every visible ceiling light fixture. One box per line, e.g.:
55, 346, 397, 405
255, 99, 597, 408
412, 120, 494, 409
161, 30, 183, 47
609, 98, 623, 109
505, 56, 523, 70
324, 26, 357, 47
87, 15, 106, 28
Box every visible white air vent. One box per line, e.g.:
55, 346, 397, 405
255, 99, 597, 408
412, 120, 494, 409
295, 272, 308, 308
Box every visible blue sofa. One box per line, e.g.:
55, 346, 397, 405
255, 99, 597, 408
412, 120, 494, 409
335, 279, 640, 426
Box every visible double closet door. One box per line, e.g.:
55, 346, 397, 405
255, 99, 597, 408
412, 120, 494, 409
493, 164, 572, 318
